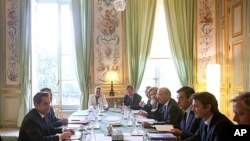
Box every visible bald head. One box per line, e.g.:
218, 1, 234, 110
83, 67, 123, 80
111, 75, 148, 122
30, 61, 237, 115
157, 87, 171, 104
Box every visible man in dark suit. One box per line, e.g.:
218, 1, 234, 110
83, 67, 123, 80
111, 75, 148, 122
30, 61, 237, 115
18, 92, 74, 141
230, 91, 250, 125
144, 87, 182, 128
41, 88, 68, 127
184, 92, 234, 141
170, 86, 201, 139
123, 85, 142, 110
155, 87, 183, 128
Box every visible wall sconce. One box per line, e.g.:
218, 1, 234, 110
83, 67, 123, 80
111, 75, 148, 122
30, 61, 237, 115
206, 64, 221, 109
113, 0, 126, 11
106, 71, 119, 96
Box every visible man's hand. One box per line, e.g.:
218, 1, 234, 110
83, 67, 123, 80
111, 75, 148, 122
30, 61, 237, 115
138, 111, 148, 117
64, 128, 75, 135
139, 101, 145, 107
61, 118, 68, 125
143, 122, 153, 128
170, 128, 183, 136
60, 131, 73, 140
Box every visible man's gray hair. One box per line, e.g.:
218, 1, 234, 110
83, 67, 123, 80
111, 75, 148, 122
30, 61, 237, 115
230, 92, 250, 110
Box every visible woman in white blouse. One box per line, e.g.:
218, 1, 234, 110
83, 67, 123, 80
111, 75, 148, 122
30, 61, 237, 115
88, 86, 108, 109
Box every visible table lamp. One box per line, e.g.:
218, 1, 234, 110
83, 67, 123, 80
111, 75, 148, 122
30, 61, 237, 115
106, 71, 119, 96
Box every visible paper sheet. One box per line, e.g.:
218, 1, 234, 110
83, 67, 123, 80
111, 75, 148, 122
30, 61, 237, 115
155, 124, 174, 132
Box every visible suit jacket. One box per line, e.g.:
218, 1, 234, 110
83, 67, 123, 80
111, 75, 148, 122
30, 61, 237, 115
142, 99, 153, 113
123, 93, 142, 110
46, 106, 62, 127
18, 109, 62, 141
148, 103, 163, 121
184, 112, 234, 141
152, 98, 183, 128
180, 111, 201, 139
88, 94, 108, 108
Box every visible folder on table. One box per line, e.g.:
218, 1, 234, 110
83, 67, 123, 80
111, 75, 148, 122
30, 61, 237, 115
68, 119, 89, 125
147, 132, 178, 140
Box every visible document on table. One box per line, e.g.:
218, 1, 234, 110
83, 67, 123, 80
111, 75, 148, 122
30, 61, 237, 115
91, 133, 144, 141
69, 131, 82, 140
155, 124, 174, 132
147, 132, 178, 140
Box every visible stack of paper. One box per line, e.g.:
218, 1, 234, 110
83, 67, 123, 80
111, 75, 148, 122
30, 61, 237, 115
155, 124, 174, 132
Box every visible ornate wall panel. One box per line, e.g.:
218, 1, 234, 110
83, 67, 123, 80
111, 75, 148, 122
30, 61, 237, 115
93, 0, 124, 86
3, 96, 19, 125
232, 0, 243, 37
196, 0, 217, 84
231, 41, 243, 90
3, 0, 20, 88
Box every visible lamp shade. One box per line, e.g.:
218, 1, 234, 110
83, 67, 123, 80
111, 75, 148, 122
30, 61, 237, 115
106, 71, 119, 82
206, 64, 221, 109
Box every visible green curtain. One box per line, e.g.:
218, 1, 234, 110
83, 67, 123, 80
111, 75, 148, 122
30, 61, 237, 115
125, 0, 156, 91
163, 0, 196, 86
18, 0, 32, 127
71, 0, 92, 109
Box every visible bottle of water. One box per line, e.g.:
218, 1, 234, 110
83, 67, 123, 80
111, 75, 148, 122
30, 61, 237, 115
114, 102, 117, 109
89, 124, 96, 141
121, 103, 124, 114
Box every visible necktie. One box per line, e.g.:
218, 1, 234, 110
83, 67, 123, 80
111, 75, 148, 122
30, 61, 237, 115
182, 112, 187, 130
204, 124, 208, 137
129, 96, 133, 105
162, 105, 167, 120
42, 117, 49, 135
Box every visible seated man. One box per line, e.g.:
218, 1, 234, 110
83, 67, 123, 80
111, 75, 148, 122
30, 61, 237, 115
123, 85, 142, 110
18, 91, 74, 141
41, 88, 68, 127
143, 87, 183, 128
88, 86, 108, 109
184, 92, 233, 141
170, 86, 201, 139
230, 91, 250, 125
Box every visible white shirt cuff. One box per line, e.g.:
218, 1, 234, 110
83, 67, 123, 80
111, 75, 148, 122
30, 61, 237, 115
56, 134, 62, 141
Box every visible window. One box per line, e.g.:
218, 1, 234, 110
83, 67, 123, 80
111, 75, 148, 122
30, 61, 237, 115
31, 0, 80, 110
138, 0, 181, 101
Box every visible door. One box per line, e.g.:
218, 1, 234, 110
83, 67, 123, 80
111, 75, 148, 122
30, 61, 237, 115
227, 0, 248, 120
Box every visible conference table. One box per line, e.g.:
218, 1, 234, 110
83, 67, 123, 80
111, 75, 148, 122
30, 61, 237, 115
66, 108, 180, 141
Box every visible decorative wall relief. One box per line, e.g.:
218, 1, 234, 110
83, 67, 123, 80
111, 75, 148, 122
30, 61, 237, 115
197, 0, 216, 83
93, 0, 124, 84
4, 0, 20, 87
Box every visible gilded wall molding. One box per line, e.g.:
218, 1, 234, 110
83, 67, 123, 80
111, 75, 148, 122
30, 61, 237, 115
0, 89, 21, 94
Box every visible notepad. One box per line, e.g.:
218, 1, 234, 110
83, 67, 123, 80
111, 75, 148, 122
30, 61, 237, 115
155, 124, 174, 132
